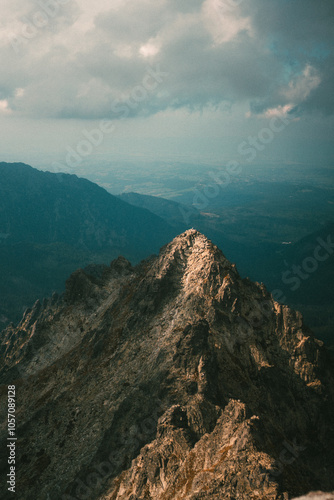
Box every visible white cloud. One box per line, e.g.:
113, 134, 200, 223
247, 104, 296, 121
248, 64, 321, 120
283, 64, 321, 102
139, 40, 161, 58
202, 0, 252, 44
0, 100, 11, 114
15, 88, 25, 98
262, 104, 294, 119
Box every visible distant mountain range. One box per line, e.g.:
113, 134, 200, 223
0, 162, 176, 327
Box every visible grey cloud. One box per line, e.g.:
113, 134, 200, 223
168, 0, 205, 14
250, 0, 334, 46
248, 0, 334, 114
303, 60, 334, 115
0, 0, 333, 120
95, 3, 169, 43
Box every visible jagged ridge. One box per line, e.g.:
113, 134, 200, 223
0, 230, 333, 500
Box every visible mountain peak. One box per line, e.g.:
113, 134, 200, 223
165, 228, 231, 264
167, 228, 214, 248
151, 229, 238, 304
0, 231, 333, 499
157, 228, 234, 275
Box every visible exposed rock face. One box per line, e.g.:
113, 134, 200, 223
0, 230, 333, 500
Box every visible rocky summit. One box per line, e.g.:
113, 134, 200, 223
0, 230, 334, 500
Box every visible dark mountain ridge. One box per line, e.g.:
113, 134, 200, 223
0, 162, 173, 250
0, 162, 176, 328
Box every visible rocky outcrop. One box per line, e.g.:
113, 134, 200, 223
0, 230, 333, 499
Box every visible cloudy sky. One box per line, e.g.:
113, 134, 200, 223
1, 0, 334, 168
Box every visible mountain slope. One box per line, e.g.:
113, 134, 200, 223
0, 230, 333, 499
0, 162, 176, 328
118, 191, 334, 345
244, 222, 334, 344
118, 191, 199, 228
